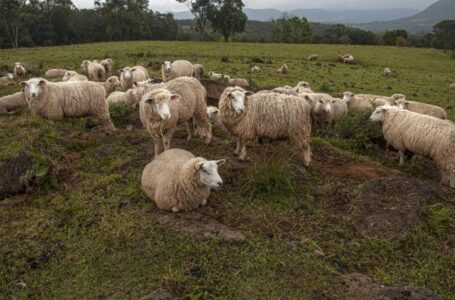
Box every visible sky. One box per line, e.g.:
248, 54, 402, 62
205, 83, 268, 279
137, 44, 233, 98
72, 0, 436, 12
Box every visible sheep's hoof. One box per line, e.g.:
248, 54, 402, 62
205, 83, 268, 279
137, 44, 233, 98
171, 207, 180, 213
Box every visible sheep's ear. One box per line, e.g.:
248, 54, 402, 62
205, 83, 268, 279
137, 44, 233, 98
133, 81, 138, 87
20, 81, 27, 87
170, 94, 181, 101
118, 69, 123, 74
245, 91, 254, 96
195, 161, 205, 170
39, 79, 46, 86
215, 159, 226, 166
131, 68, 136, 72
145, 98, 154, 105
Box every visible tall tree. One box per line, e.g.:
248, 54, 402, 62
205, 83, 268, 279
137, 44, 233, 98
272, 13, 312, 44
434, 20, 455, 56
207, 0, 247, 42
0, 0, 26, 48
176, 0, 211, 39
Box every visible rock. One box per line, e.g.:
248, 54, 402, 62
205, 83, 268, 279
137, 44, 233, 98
139, 288, 174, 300
355, 178, 446, 241
0, 152, 33, 198
338, 273, 442, 300
154, 212, 245, 242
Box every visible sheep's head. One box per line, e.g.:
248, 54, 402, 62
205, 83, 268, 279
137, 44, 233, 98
107, 76, 120, 86
196, 159, 226, 189
162, 61, 172, 73
21, 78, 46, 101
207, 106, 219, 121
297, 81, 311, 89
7, 73, 13, 81
391, 94, 406, 103
369, 105, 400, 122
14, 62, 21, 68
121, 67, 133, 80
392, 98, 408, 109
315, 98, 335, 114
142, 89, 180, 120
226, 87, 254, 114
62, 71, 77, 81
342, 92, 354, 103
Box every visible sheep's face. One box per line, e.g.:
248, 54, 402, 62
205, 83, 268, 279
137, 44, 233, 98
162, 61, 172, 73
342, 92, 354, 103
228, 89, 253, 114
107, 76, 120, 86
80, 60, 89, 71
7, 73, 13, 80
196, 159, 225, 189
297, 81, 311, 89
62, 72, 71, 81
207, 106, 219, 121
393, 99, 408, 109
21, 78, 46, 100
369, 106, 386, 122
122, 68, 133, 80
391, 94, 406, 102
14, 63, 21, 68
315, 98, 334, 114
144, 90, 180, 120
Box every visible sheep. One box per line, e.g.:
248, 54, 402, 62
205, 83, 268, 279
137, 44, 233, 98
369, 105, 455, 187
0, 92, 27, 114
62, 71, 88, 82
207, 106, 220, 122
342, 92, 390, 112
339, 54, 354, 64
251, 66, 261, 73
192, 64, 205, 79
100, 58, 114, 77
21, 78, 114, 131
120, 66, 149, 91
228, 78, 249, 87
294, 81, 314, 94
449, 83, 455, 89
161, 60, 193, 82
390, 94, 447, 120
277, 64, 288, 75
139, 77, 212, 156
311, 96, 348, 129
308, 54, 318, 61
14, 62, 26, 78
44, 69, 67, 78
384, 67, 392, 76
106, 89, 136, 107
141, 148, 225, 212
0, 73, 14, 86
99, 76, 120, 97
208, 71, 230, 81
218, 87, 312, 165
80, 60, 105, 81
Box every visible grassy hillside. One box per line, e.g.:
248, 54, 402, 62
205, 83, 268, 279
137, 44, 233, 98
0, 41, 454, 299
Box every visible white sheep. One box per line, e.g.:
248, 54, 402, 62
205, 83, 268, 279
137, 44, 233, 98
251, 66, 261, 73
277, 64, 288, 75
192, 64, 206, 79
311, 97, 348, 129
339, 54, 354, 64
62, 71, 88, 82
0, 73, 14, 86
141, 148, 225, 212
384, 67, 392, 76
161, 60, 193, 82
120, 66, 149, 91
219, 87, 312, 165
449, 83, 455, 89
0, 92, 27, 114
390, 94, 447, 120
45, 69, 67, 78
342, 92, 390, 112
370, 105, 455, 187
14, 62, 26, 78
100, 59, 114, 77
308, 54, 318, 61
99, 76, 120, 97
294, 81, 314, 94
21, 78, 114, 131
228, 78, 249, 87
208, 71, 230, 81
80, 60, 105, 81
106, 89, 136, 107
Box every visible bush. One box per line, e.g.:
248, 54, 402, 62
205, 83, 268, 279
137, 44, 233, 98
426, 204, 454, 238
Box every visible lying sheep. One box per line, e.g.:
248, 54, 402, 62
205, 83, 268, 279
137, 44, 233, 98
219, 87, 312, 165
162, 60, 193, 82
0, 73, 14, 86
139, 77, 212, 156
106, 89, 136, 107
120, 66, 149, 91
450, 83, 455, 89
370, 105, 455, 187
391, 94, 447, 119
0, 92, 27, 114
342, 92, 390, 112
251, 66, 261, 73
208, 71, 230, 81
81, 60, 105, 81
101, 59, 114, 77
141, 148, 225, 212
45, 69, 67, 78
339, 54, 354, 64
192, 64, 205, 79
14, 62, 26, 78
21, 78, 114, 131
228, 78, 249, 87
277, 64, 288, 75
62, 71, 88, 82
308, 54, 318, 61
384, 67, 392, 76
98, 76, 120, 97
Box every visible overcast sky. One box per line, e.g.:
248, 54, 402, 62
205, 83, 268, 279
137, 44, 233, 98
72, 0, 436, 12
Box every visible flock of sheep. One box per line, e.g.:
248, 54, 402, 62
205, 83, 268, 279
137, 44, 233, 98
0, 55, 454, 213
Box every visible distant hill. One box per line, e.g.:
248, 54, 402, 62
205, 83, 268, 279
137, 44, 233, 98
171, 7, 419, 24
357, 0, 455, 33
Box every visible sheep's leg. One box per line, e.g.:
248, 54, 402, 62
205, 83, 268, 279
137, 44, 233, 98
163, 134, 172, 151
239, 140, 249, 161
153, 137, 162, 156
201, 199, 207, 206
398, 151, 405, 166
203, 122, 212, 145
171, 207, 180, 213
185, 121, 194, 142
234, 138, 242, 156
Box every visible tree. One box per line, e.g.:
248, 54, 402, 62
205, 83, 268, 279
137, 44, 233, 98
434, 20, 455, 56
176, 0, 211, 39
396, 36, 408, 47
272, 13, 312, 44
0, 0, 26, 48
382, 30, 408, 46
207, 0, 246, 42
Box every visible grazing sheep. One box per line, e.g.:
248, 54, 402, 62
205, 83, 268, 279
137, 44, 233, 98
219, 87, 312, 165
21, 78, 114, 131
342, 92, 390, 112
370, 105, 455, 187
100, 59, 114, 77
0, 73, 14, 86
192, 64, 205, 79
80, 60, 105, 81
339, 54, 354, 64
228, 78, 249, 87
45, 69, 67, 78
120, 66, 149, 91
99, 76, 120, 97
62, 71, 88, 82
0, 92, 27, 114
14, 62, 26, 78
106, 89, 136, 107
390, 95, 447, 120
141, 148, 225, 212
139, 77, 212, 156
208, 71, 230, 81
161, 60, 193, 82
384, 67, 392, 76
449, 83, 455, 89
277, 64, 289, 75
251, 66, 261, 73
308, 54, 318, 61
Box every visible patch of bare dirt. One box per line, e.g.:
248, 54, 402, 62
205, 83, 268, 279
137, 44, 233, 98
139, 288, 174, 300
354, 177, 446, 241
337, 273, 442, 300
153, 211, 245, 242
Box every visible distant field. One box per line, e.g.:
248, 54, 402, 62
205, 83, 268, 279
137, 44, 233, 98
0, 41, 454, 299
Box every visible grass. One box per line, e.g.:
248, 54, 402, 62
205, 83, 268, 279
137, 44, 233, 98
0, 41, 454, 299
